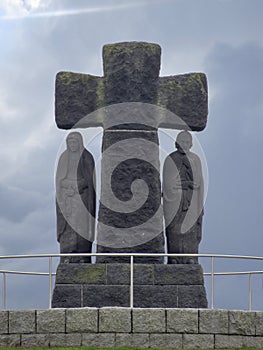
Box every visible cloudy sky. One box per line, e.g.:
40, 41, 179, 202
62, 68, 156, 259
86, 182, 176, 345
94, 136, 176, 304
0, 0, 263, 310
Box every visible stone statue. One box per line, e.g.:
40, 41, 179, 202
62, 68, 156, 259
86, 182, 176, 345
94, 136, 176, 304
163, 131, 204, 264
56, 132, 96, 263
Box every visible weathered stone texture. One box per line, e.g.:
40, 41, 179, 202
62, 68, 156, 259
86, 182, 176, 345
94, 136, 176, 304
149, 333, 182, 348
0, 334, 20, 347
178, 285, 207, 308
21, 334, 49, 347
115, 333, 149, 348
0, 311, 8, 334
56, 263, 106, 284
256, 311, 263, 335
9, 310, 35, 334
52, 285, 81, 308
167, 309, 198, 333
154, 264, 204, 285
199, 309, 228, 334
83, 285, 129, 307
37, 309, 65, 333
133, 308, 165, 333
82, 333, 115, 347
183, 333, 214, 349
66, 308, 98, 333
228, 310, 256, 335
49, 333, 81, 347
99, 308, 131, 333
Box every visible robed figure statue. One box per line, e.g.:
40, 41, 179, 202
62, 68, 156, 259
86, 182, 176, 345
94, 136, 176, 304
163, 131, 204, 264
56, 132, 96, 263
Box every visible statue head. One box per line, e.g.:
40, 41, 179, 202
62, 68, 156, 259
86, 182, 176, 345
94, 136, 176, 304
175, 131, 192, 154
66, 132, 84, 153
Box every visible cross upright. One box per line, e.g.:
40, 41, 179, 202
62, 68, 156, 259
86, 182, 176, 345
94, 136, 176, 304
55, 41, 208, 263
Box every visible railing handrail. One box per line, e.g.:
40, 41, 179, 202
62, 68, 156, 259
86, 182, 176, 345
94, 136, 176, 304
0, 252, 263, 260
1, 252, 263, 311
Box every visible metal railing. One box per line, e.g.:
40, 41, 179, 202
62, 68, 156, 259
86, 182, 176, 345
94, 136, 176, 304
0, 253, 263, 310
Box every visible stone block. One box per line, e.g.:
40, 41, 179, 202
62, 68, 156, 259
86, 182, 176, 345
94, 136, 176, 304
83, 285, 129, 307
154, 264, 204, 285
134, 286, 178, 308
167, 308, 198, 333
229, 310, 256, 335
0, 311, 8, 334
183, 334, 214, 349
150, 333, 182, 348
256, 312, 263, 335
243, 336, 263, 348
199, 309, 228, 334
49, 333, 81, 347
178, 285, 208, 308
55, 263, 106, 284
133, 308, 165, 333
66, 308, 98, 333
9, 310, 36, 334
52, 285, 81, 308
0, 334, 20, 347
82, 333, 115, 347
215, 335, 244, 348
107, 264, 154, 285
115, 333, 149, 348
99, 308, 131, 333
37, 309, 65, 333
21, 334, 49, 347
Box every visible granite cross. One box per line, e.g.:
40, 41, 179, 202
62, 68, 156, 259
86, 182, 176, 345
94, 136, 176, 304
55, 41, 208, 263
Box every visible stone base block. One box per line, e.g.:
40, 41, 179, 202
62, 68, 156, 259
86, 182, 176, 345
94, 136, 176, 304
52, 263, 207, 308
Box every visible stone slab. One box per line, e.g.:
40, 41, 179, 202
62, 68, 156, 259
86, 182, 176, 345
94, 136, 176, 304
133, 308, 166, 333
115, 333, 149, 348
66, 308, 98, 333
82, 333, 115, 347
149, 333, 182, 348
49, 333, 82, 347
55, 263, 106, 284
256, 312, 263, 335
167, 308, 198, 333
83, 285, 129, 307
229, 310, 256, 335
154, 264, 204, 285
0, 311, 8, 334
178, 285, 208, 308
199, 309, 228, 334
21, 334, 49, 347
106, 264, 154, 285
37, 309, 65, 333
52, 285, 81, 308
9, 310, 35, 334
134, 285, 178, 308
0, 334, 20, 347
183, 334, 214, 349
99, 308, 131, 333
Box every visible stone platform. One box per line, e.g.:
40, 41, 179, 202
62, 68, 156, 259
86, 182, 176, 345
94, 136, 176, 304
52, 263, 207, 308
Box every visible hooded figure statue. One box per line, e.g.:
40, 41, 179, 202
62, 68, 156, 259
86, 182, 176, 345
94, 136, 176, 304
56, 132, 96, 263
163, 131, 204, 264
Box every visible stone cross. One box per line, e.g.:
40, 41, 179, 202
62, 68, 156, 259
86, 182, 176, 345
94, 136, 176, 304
55, 42, 208, 263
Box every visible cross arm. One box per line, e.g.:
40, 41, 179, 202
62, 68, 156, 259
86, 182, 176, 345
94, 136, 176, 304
157, 73, 208, 131
55, 71, 105, 129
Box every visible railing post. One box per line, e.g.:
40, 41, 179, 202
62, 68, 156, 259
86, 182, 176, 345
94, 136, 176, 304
2, 272, 6, 310
130, 255, 134, 308
49, 257, 53, 309
211, 256, 214, 309
248, 273, 252, 311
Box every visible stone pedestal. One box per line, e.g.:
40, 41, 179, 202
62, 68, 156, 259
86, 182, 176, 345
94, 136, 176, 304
52, 263, 207, 308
